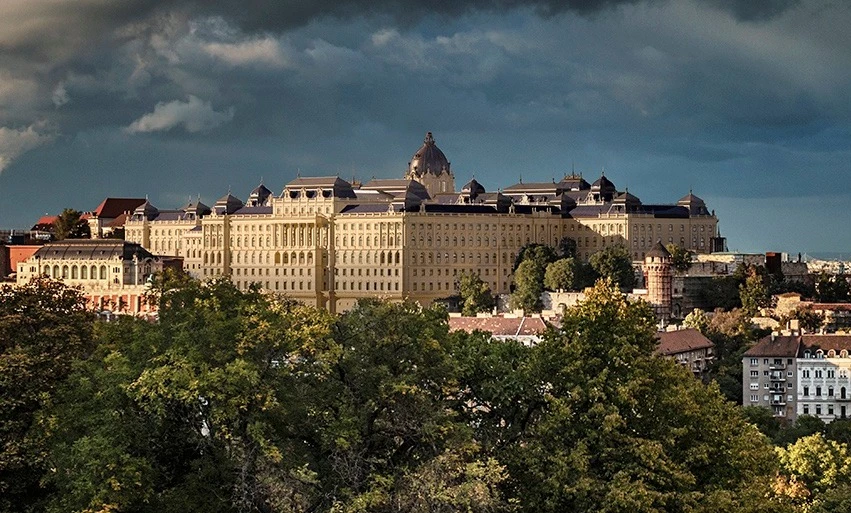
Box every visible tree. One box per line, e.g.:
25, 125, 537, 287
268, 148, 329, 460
815, 272, 850, 303
556, 237, 577, 259
458, 271, 495, 316
740, 266, 771, 316
682, 308, 711, 333
775, 415, 827, 447
511, 259, 545, 312
666, 243, 693, 272
792, 307, 824, 333
0, 278, 95, 513
774, 434, 851, 511
53, 208, 90, 240
742, 406, 782, 440
544, 258, 578, 292
494, 279, 780, 512
588, 244, 635, 290
512, 243, 558, 272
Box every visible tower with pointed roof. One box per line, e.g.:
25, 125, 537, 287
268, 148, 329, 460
405, 132, 455, 198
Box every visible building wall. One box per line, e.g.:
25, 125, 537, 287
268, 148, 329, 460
744, 355, 798, 420
797, 352, 851, 422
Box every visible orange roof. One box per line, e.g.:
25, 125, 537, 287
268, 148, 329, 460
91, 198, 146, 219
31, 215, 58, 231
106, 212, 129, 228
448, 316, 553, 337
656, 328, 714, 356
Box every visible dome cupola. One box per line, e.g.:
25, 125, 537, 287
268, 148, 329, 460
408, 132, 450, 177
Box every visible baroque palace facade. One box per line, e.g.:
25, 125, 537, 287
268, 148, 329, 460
123, 132, 719, 313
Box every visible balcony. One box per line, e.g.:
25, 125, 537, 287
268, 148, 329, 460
770, 398, 786, 406
769, 372, 786, 382
770, 363, 786, 370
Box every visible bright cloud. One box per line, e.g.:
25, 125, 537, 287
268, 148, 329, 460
125, 95, 234, 134
203, 37, 292, 67
0, 124, 52, 173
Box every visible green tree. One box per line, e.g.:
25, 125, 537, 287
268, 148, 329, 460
53, 208, 90, 240
491, 279, 780, 512
544, 258, 578, 292
588, 244, 635, 290
557, 237, 577, 259
0, 278, 95, 513
512, 243, 558, 272
511, 259, 545, 312
666, 243, 693, 272
774, 434, 851, 511
683, 308, 711, 333
742, 406, 782, 440
458, 271, 495, 316
775, 415, 827, 447
826, 419, 851, 446
740, 266, 771, 316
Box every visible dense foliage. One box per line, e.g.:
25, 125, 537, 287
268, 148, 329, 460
2, 277, 842, 513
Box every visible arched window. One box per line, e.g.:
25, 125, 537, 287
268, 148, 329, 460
275, 252, 281, 265
90, 265, 97, 279
99, 265, 107, 280
81, 266, 88, 279
71, 266, 78, 279
62, 265, 69, 279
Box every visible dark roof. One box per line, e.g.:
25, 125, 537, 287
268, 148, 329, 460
91, 198, 147, 218
214, 193, 244, 215
678, 192, 705, 205
591, 174, 616, 192
339, 204, 392, 214
233, 206, 273, 215
656, 329, 713, 356
32, 240, 156, 261
409, 132, 450, 177
744, 335, 801, 357
800, 335, 851, 352
461, 178, 485, 195
646, 241, 671, 259
285, 176, 357, 199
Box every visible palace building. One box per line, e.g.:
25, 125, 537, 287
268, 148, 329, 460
122, 132, 720, 313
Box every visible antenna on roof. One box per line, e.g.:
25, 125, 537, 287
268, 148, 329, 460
297, 168, 301, 178
519, 173, 523, 184
260, 176, 264, 185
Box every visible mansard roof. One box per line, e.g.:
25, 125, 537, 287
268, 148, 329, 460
214, 193, 244, 215
32, 240, 156, 262
285, 176, 357, 199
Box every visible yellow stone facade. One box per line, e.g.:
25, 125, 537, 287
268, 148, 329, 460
124, 133, 719, 313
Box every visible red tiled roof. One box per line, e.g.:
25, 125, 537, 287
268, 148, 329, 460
800, 335, 851, 352
812, 303, 851, 312
448, 316, 553, 337
91, 198, 146, 219
655, 329, 714, 356
106, 213, 129, 228
744, 335, 801, 357
31, 215, 58, 231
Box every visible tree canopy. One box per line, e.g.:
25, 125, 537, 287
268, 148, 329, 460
588, 245, 635, 290
458, 271, 495, 316
52, 208, 90, 240
2, 276, 793, 512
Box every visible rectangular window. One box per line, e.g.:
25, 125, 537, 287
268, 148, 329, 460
750, 383, 759, 390
816, 405, 822, 415
829, 405, 834, 415
804, 386, 809, 396
750, 371, 759, 377
750, 395, 759, 402
803, 404, 809, 415
750, 358, 759, 366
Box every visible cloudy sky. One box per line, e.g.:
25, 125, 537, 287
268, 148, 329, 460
0, 0, 849, 254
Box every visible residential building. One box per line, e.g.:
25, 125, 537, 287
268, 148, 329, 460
656, 328, 714, 376
742, 334, 800, 419
797, 336, 851, 422
448, 314, 554, 346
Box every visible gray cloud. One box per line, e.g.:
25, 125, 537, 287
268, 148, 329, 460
0, 124, 53, 173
